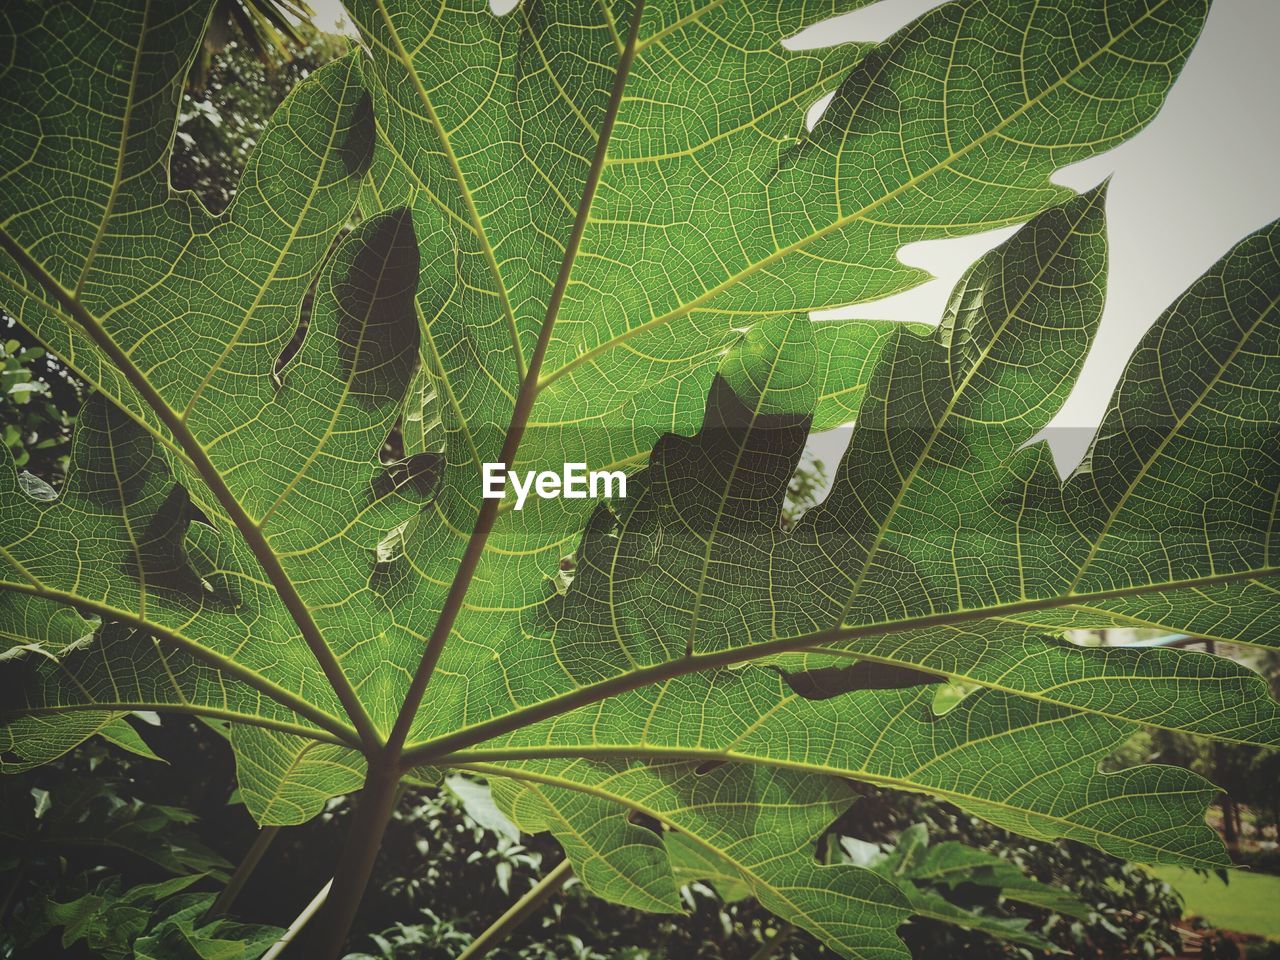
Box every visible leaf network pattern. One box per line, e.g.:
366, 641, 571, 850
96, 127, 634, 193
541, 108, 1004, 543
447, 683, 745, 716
0, 0, 1277, 956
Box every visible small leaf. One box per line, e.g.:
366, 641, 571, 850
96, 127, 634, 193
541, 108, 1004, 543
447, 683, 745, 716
444, 775, 521, 843
98, 717, 165, 763
30, 786, 50, 819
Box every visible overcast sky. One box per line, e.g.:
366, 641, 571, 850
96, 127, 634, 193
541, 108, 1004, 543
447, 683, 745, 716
309, 0, 1280, 470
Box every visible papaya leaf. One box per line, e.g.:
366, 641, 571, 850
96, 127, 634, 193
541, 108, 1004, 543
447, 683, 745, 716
409, 196, 1275, 950
1, 1, 1276, 957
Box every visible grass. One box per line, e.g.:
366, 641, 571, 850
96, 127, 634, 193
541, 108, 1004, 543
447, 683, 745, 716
1147, 865, 1280, 939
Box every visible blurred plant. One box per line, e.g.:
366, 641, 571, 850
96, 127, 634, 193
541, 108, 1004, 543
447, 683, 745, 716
1244, 941, 1280, 960
0, 327, 81, 485
1105, 650, 1280, 853
782, 456, 827, 531
0, 718, 288, 960
832, 823, 1087, 954
841, 785, 1187, 960
40, 876, 281, 960
192, 0, 320, 90
0, 730, 1194, 960
174, 25, 348, 214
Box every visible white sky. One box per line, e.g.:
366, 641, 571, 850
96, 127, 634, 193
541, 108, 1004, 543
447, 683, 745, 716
806, 0, 1280, 469
309, 0, 1280, 471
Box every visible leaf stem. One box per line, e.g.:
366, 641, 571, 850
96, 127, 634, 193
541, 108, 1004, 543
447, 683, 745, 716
202, 825, 280, 923
456, 859, 574, 960
297, 762, 402, 960
382, 0, 647, 758
263, 878, 333, 960
0, 226, 381, 752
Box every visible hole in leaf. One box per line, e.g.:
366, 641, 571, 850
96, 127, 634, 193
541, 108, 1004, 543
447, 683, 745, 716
783, 0, 935, 50
17, 470, 58, 503
136, 485, 207, 598
550, 551, 576, 596
783, 426, 852, 530
804, 90, 837, 132
930, 680, 979, 716
783, 661, 940, 700
627, 810, 663, 835
274, 227, 352, 382
370, 452, 443, 503
381, 419, 406, 464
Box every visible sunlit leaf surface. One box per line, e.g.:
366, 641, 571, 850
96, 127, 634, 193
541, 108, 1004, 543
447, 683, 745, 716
2, 1, 1276, 955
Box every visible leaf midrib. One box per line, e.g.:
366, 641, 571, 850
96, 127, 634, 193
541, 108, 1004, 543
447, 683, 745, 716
2, 701, 349, 747
834, 190, 1103, 621
72, 0, 151, 299
0, 576, 357, 744
180, 56, 356, 423
457, 755, 1226, 869
791, 645, 1280, 748
385, 0, 650, 754
401, 563, 1278, 764
370, 0, 526, 382
1066, 282, 1280, 593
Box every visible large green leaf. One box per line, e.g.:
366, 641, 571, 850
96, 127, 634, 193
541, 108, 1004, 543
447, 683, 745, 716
2, 1, 1277, 957
400, 187, 1278, 758
415, 194, 1275, 946
350, 0, 1232, 753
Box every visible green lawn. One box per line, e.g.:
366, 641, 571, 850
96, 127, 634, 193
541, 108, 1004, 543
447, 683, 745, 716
1147, 866, 1280, 939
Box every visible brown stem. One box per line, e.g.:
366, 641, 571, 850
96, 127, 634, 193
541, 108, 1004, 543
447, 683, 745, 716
456, 859, 574, 960
203, 825, 280, 922
291, 763, 402, 960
